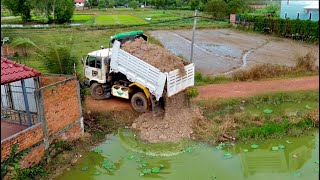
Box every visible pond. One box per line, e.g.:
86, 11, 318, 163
56, 129, 319, 180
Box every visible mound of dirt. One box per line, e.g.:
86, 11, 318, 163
121, 38, 187, 76
131, 91, 202, 143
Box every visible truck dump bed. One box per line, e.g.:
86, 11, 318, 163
110, 40, 194, 100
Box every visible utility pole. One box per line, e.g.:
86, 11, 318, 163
190, 10, 197, 63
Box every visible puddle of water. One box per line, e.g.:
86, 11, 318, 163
56, 130, 319, 180
199, 43, 242, 58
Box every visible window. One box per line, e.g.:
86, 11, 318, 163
86, 56, 102, 69
284, 12, 288, 18
309, 12, 312, 20
297, 12, 300, 19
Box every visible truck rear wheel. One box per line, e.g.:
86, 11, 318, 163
131, 92, 149, 113
90, 83, 106, 100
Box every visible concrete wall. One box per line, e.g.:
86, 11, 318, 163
280, 0, 319, 21
1, 75, 83, 168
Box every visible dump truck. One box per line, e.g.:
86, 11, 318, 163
82, 31, 195, 112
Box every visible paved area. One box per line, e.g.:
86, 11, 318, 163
1, 121, 28, 140
149, 29, 319, 75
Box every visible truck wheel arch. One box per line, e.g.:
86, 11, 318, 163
129, 83, 151, 100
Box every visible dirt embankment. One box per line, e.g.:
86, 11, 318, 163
122, 38, 187, 75
131, 91, 202, 143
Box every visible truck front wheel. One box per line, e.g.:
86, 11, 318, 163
131, 92, 149, 113
90, 83, 106, 100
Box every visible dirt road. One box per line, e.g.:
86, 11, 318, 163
85, 76, 319, 111
197, 76, 319, 99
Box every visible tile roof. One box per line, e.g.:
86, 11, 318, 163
1, 57, 41, 85
74, 0, 85, 3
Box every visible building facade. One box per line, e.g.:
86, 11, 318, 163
280, 0, 319, 21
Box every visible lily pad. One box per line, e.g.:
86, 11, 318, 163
151, 167, 161, 173
263, 109, 273, 114
141, 161, 148, 167
160, 164, 165, 168
272, 146, 279, 151
314, 160, 319, 164
143, 169, 152, 174
127, 155, 134, 160
139, 173, 145, 176
185, 147, 193, 153
278, 144, 285, 149
94, 172, 101, 176
305, 105, 312, 109
81, 166, 89, 171
286, 140, 292, 144
94, 148, 103, 153
243, 149, 249, 153
224, 152, 232, 159
251, 144, 259, 149
215, 145, 223, 150
293, 172, 301, 177
219, 143, 226, 147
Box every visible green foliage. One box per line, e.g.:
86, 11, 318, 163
186, 87, 199, 98
54, 0, 74, 23
204, 0, 229, 19
227, 0, 248, 14
265, 2, 280, 17
2, 0, 32, 22
10, 37, 38, 57
36, 42, 78, 75
14, 166, 48, 180
129, 1, 139, 9
195, 71, 231, 85
1, 143, 30, 179
98, 0, 107, 9
237, 14, 319, 42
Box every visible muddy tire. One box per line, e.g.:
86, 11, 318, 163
131, 92, 149, 113
90, 83, 106, 100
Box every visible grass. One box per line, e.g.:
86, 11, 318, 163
71, 14, 94, 22
232, 51, 319, 81
193, 90, 319, 144
94, 15, 147, 25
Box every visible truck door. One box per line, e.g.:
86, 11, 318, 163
84, 56, 103, 83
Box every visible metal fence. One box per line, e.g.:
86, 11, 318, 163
1, 78, 39, 126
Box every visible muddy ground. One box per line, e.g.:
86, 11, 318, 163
149, 29, 319, 75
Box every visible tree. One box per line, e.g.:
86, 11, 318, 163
54, 0, 74, 23
84, 0, 93, 9
265, 2, 280, 17
98, 0, 107, 9
10, 37, 38, 57
205, 0, 228, 19
129, 1, 139, 9
2, 0, 33, 22
107, 0, 117, 8
227, 0, 248, 14
36, 43, 78, 75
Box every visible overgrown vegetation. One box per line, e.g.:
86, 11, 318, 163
193, 90, 319, 144
1, 143, 48, 180
236, 14, 319, 42
232, 51, 318, 81
195, 71, 232, 85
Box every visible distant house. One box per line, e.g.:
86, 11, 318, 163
280, 0, 319, 21
74, 0, 86, 7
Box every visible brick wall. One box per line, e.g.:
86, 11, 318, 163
1, 76, 83, 169
1, 124, 44, 162
40, 76, 68, 87
42, 79, 81, 136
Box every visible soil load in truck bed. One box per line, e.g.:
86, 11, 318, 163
121, 38, 187, 76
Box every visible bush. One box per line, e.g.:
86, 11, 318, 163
36, 43, 78, 75
186, 87, 199, 98
295, 51, 318, 72
237, 14, 319, 42
232, 64, 291, 81
55, 0, 74, 23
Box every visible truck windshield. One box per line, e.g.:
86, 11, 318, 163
86, 56, 102, 69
